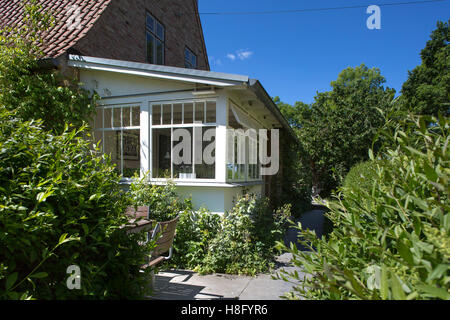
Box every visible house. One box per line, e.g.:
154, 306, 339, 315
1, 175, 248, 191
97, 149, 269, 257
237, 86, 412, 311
1, 0, 296, 214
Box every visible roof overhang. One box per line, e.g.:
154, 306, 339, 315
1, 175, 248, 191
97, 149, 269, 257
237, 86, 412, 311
66, 55, 297, 140
67, 55, 248, 87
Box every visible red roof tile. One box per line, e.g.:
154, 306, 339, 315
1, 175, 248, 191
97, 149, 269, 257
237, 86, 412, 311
0, 0, 111, 58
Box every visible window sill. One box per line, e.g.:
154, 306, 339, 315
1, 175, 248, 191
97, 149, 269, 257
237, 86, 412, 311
119, 178, 264, 188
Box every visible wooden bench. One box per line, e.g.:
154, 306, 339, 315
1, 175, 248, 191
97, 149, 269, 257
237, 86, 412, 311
124, 206, 179, 268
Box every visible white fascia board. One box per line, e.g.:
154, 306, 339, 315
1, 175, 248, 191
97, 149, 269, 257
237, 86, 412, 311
68, 56, 248, 87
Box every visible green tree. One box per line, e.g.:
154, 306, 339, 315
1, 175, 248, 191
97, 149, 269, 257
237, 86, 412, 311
0, 0, 96, 133
400, 20, 449, 117
277, 64, 395, 196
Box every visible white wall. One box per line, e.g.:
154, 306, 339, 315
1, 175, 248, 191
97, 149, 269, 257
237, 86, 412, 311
175, 184, 263, 214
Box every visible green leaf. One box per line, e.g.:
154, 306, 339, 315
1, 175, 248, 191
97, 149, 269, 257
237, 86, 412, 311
397, 240, 414, 265
391, 274, 407, 300
427, 264, 449, 282
368, 149, 374, 160
380, 266, 388, 300
6, 272, 18, 291
416, 284, 450, 300
30, 272, 48, 279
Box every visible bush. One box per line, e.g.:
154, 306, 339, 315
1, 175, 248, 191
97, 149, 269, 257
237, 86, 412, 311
0, 110, 154, 299
128, 176, 292, 275
342, 160, 390, 199
277, 114, 449, 300
170, 208, 221, 269
198, 195, 291, 275
128, 174, 190, 222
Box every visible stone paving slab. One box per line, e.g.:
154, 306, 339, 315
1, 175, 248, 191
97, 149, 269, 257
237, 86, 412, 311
150, 253, 308, 300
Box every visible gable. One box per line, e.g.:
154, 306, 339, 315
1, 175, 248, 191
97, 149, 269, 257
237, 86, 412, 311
0, 0, 210, 70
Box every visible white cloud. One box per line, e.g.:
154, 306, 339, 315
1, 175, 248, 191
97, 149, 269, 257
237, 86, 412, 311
209, 56, 222, 66
226, 53, 236, 61
237, 49, 253, 60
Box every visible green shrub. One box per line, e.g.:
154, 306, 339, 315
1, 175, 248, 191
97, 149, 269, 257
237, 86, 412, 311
169, 208, 221, 269
0, 110, 154, 299
342, 160, 391, 205
277, 114, 449, 300
198, 195, 291, 275
128, 174, 190, 222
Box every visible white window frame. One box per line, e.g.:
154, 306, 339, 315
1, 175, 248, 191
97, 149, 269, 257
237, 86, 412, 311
150, 98, 217, 182
93, 103, 142, 180
226, 101, 262, 183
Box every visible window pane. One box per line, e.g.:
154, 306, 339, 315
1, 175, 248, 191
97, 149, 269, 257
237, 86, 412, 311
122, 107, 131, 127
104, 130, 121, 173
184, 103, 193, 124
146, 32, 154, 63
194, 102, 204, 123
191, 54, 197, 67
123, 129, 140, 178
113, 108, 121, 127
195, 127, 215, 179
104, 108, 112, 128
173, 103, 182, 124
162, 104, 171, 125
156, 39, 163, 65
152, 128, 171, 178
228, 106, 243, 129
132, 106, 140, 126
94, 108, 103, 129
152, 105, 161, 125
206, 101, 216, 123
156, 22, 164, 39
146, 13, 155, 32
173, 127, 193, 179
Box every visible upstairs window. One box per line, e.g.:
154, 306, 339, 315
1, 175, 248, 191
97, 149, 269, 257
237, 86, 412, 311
184, 47, 197, 69
146, 12, 164, 65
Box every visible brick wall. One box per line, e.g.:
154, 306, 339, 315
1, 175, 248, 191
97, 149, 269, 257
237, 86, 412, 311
72, 0, 209, 70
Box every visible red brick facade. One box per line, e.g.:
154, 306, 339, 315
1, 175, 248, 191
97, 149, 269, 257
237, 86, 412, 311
72, 0, 209, 70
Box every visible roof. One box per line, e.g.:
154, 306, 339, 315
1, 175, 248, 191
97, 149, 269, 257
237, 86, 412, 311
0, 0, 111, 58
67, 54, 297, 139
67, 54, 249, 87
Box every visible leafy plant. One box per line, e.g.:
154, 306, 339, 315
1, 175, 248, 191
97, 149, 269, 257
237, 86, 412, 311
0, 0, 96, 134
198, 195, 291, 276
169, 208, 221, 269
128, 173, 190, 222
277, 114, 449, 300
0, 109, 155, 299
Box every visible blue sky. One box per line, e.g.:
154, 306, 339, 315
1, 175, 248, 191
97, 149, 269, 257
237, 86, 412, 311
198, 0, 450, 105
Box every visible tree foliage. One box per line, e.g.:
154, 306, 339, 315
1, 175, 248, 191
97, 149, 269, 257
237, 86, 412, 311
277, 114, 449, 300
277, 64, 395, 195
0, 0, 96, 133
400, 20, 449, 117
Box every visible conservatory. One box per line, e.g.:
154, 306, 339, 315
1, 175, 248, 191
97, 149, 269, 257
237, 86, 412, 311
68, 55, 293, 214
